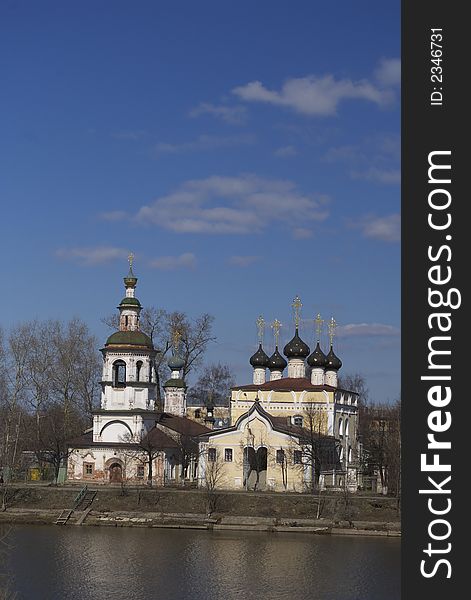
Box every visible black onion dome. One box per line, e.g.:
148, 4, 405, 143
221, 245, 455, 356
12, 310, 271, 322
268, 346, 288, 371
307, 342, 327, 368
283, 329, 310, 359
325, 346, 342, 370
249, 344, 270, 368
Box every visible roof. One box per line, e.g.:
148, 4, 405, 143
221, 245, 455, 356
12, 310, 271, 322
232, 377, 339, 393
142, 427, 178, 449
119, 297, 141, 307
105, 330, 154, 349
163, 378, 187, 389
157, 413, 211, 436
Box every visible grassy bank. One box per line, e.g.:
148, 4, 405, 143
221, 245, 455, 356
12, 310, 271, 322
0, 484, 400, 536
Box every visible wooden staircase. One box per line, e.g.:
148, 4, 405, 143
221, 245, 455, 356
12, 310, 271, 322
55, 485, 97, 526
55, 509, 73, 525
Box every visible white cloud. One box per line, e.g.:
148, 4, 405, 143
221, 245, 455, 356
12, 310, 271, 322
228, 255, 260, 267
292, 228, 313, 239
135, 174, 329, 235
99, 210, 128, 222
351, 214, 401, 243
337, 323, 400, 337
351, 167, 401, 185
149, 253, 196, 270
154, 133, 255, 155
274, 145, 297, 157
56, 246, 129, 265
189, 103, 247, 125
233, 74, 392, 117
375, 58, 401, 87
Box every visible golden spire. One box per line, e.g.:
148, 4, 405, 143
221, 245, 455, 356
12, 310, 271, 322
315, 313, 324, 342
171, 328, 182, 352
328, 316, 337, 347
256, 315, 265, 345
128, 252, 134, 270
271, 318, 282, 347
292, 295, 302, 328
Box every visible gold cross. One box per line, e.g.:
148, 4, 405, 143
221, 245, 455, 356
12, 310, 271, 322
292, 295, 302, 328
271, 319, 282, 346
172, 328, 181, 350
328, 316, 337, 346
315, 313, 324, 342
128, 252, 134, 269
256, 315, 265, 344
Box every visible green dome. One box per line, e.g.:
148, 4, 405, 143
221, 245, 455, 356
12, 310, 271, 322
105, 330, 153, 349
119, 297, 141, 307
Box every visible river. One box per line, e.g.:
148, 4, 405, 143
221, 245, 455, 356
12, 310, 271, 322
3, 525, 400, 600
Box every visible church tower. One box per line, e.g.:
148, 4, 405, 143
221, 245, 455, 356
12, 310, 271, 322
324, 317, 342, 387
307, 313, 327, 385
163, 331, 187, 416
99, 256, 157, 413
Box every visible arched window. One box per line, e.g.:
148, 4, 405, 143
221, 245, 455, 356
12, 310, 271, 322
348, 447, 353, 463
293, 415, 303, 427
345, 418, 349, 437
113, 360, 126, 388
136, 361, 143, 382
338, 417, 343, 437
195, 409, 201, 419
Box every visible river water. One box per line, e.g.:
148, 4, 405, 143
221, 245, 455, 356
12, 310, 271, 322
4, 525, 400, 600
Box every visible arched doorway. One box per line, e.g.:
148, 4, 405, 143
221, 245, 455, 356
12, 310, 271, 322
109, 462, 123, 483
243, 446, 267, 491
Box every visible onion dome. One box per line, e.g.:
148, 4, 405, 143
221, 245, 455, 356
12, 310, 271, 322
123, 265, 138, 289
325, 346, 342, 371
307, 342, 327, 368
105, 330, 153, 349
163, 378, 186, 389
249, 344, 270, 368
268, 347, 288, 371
283, 329, 310, 359
168, 354, 185, 370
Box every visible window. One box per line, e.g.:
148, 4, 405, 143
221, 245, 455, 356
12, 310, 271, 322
224, 448, 233, 462
348, 447, 353, 464
293, 450, 303, 465
136, 361, 143, 382
345, 418, 349, 437
293, 416, 303, 427
83, 463, 94, 477
208, 448, 216, 462
194, 409, 201, 419
276, 449, 285, 464
113, 360, 126, 388
338, 417, 343, 437
137, 465, 145, 478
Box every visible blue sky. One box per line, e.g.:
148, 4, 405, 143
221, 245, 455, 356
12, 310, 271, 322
1, 1, 400, 403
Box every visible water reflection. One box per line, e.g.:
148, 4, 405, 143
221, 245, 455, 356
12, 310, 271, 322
8, 525, 400, 600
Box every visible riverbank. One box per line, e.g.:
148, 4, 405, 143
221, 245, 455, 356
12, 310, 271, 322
0, 484, 401, 537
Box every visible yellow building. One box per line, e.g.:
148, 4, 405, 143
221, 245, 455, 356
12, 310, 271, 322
198, 303, 360, 492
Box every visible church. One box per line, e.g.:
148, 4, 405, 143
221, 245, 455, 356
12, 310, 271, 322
67, 260, 210, 485
198, 306, 360, 492
68, 262, 359, 493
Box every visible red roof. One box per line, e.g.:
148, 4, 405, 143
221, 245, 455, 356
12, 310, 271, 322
232, 377, 339, 393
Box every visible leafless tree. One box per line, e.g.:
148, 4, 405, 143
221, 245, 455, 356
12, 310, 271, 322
202, 448, 226, 515
187, 363, 235, 408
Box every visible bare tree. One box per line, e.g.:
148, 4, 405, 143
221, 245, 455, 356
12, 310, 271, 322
359, 399, 401, 495
202, 448, 226, 515
121, 427, 173, 487
187, 363, 235, 408
102, 307, 216, 404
